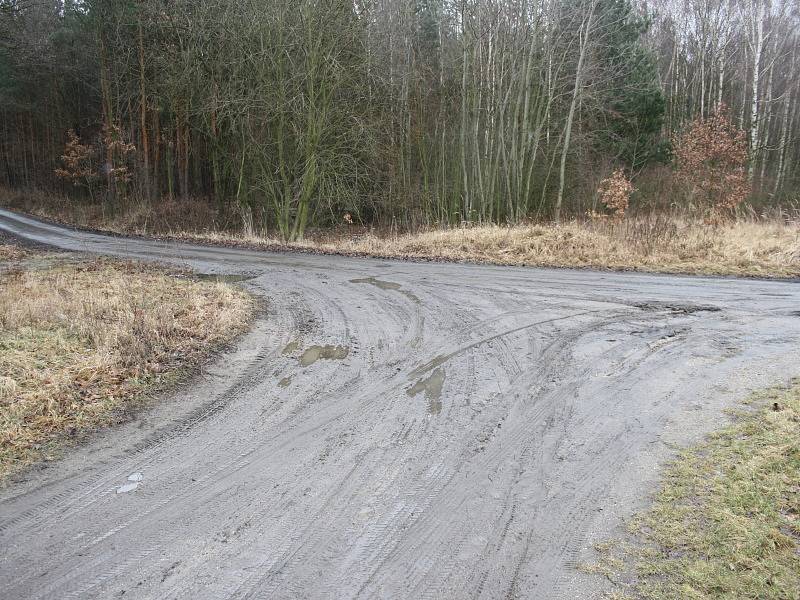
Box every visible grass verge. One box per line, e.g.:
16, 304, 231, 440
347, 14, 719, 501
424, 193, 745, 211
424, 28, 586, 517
337, 221, 800, 278
0, 244, 254, 481
2, 188, 798, 278
0, 243, 27, 261
585, 382, 800, 599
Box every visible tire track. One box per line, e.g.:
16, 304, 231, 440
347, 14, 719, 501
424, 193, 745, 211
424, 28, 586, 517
2, 208, 799, 600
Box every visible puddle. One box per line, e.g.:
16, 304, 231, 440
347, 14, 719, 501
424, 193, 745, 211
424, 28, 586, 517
351, 276, 421, 304
407, 367, 446, 415
282, 340, 300, 355
634, 301, 721, 314
350, 276, 402, 291
195, 273, 255, 283
299, 345, 349, 367
278, 376, 292, 388
117, 472, 143, 494
409, 354, 449, 379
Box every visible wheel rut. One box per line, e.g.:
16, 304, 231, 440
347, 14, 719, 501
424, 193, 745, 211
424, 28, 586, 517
1, 207, 799, 599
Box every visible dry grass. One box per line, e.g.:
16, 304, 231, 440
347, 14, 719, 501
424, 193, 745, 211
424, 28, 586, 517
176, 218, 800, 279
0, 249, 254, 480
0, 186, 241, 235
2, 187, 799, 278
343, 219, 800, 278
585, 383, 800, 599
0, 244, 26, 261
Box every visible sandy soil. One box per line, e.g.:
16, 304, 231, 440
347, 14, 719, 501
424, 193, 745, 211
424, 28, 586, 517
1, 207, 799, 599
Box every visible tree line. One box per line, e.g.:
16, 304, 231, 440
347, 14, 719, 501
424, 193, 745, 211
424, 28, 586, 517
0, 0, 798, 238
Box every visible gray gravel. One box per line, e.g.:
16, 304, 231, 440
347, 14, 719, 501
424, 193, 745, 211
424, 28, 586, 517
1, 207, 799, 599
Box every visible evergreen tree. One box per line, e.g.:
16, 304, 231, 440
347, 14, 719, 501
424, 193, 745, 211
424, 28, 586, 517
593, 0, 667, 170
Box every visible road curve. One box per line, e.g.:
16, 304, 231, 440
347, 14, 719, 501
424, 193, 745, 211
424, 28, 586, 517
1, 207, 799, 599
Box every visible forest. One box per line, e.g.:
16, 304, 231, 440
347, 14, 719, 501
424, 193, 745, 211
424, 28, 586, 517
0, 0, 798, 240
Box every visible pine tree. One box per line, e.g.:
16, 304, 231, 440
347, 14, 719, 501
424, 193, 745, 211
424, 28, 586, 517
593, 0, 667, 170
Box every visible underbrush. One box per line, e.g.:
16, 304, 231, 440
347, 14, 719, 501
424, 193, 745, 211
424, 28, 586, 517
0, 249, 254, 480
2, 187, 799, 278
0, 186, 240, 235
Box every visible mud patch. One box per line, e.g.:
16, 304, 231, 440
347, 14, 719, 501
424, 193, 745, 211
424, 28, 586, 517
300, 345, 349, 367
407, 367, 446, 415
351, 276, 421, 304
409, 354, 449, 379
282, 340, 300, 355
633, 301, 721, 314
351, 276, 402, 291
648, 327, 689, 349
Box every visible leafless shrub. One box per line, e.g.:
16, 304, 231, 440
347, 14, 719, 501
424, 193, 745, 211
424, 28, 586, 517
102, 123, 136, 187
617, 214, 681, 256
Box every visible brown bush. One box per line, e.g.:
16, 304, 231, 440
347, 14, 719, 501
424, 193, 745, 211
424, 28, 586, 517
595, 169, 634, 220
101, 123, 136, 187
54, 130, 98, 198
673, 104, 750, 217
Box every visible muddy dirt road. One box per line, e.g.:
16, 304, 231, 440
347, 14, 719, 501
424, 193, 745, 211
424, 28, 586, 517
1, 208, 799, 599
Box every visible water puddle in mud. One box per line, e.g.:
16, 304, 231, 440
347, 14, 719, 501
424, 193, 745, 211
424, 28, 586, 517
195, 273, 255, 283
351, 276, 421, 304
299, 345, 349, 367
278, 376, 292, 388
409, 354, 449, 379
350, 276, 401, 291
282, 340, 300, 355
634, 301, 721, 314
117, 472, 143, 494
407, 367, 446, 415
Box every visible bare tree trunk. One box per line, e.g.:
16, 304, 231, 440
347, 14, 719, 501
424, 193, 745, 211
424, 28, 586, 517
98, 28, 116, 203
745, 0, 765, 183
137, 12, 151, 201
758, 30, 778, 189
555, 1, 595, 224
459, 1, 470, 220
774, 43, 797, 195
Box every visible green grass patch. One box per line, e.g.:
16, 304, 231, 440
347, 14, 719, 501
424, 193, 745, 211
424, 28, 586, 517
586, 383, 800, 599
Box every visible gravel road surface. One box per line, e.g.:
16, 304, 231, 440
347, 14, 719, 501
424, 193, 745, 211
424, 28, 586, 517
1, 208, 799, 599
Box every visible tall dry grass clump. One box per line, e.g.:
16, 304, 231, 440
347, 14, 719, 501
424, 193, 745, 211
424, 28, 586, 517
0, 256, 253, 479
342, 218, 800, 278
114, 217, 800, 278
